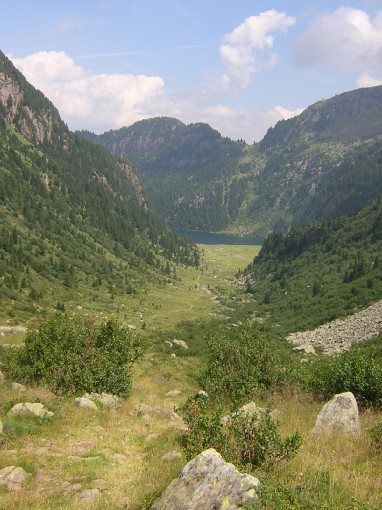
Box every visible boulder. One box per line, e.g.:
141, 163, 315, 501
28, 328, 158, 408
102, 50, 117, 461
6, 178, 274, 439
151, 448, 260, 509
7, 402, 54, 419
311, 392, 360, 435
75, 396, 98, 410
85, 392, 121, 408
0, 466, 31, 490
221, 401, 278, 426
292, 343, 316, 355
173, 339, 188, 350
11, 382, 26, 392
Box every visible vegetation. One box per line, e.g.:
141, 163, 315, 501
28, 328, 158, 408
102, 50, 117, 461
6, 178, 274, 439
241, 197, 382, 333
179, 395, 301, 470
1, 314, 144, 396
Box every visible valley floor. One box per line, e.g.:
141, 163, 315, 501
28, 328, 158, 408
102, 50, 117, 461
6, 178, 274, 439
1, 243, 382, 509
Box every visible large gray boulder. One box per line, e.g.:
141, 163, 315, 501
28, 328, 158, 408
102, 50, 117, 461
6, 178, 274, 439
0, 466, 31, 490
7, 402, 54, 419
151, 448, 260, 509
311, 392, 360, 435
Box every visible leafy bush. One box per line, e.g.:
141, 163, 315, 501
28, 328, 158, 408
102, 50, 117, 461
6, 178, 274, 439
178, 395, 301, 470
369, 421, 382, 451
199, 323, 284, 406
1, 314, 143, 396
307, 350, 382, 408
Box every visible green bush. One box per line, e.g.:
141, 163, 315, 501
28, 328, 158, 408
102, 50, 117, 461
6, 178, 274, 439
308, 350, 382, 408
1, 314, 144, 396
199, 323, 283, 406
369, 421, 382, 451
178, 395, 301, 470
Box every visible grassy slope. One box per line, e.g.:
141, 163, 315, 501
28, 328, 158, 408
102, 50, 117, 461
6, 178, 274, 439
1, 243, 382, 509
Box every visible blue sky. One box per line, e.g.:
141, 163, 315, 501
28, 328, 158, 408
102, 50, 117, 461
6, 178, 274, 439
2, 0, 382, 142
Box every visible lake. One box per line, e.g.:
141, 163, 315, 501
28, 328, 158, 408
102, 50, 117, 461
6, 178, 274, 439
176, 230, 263, 245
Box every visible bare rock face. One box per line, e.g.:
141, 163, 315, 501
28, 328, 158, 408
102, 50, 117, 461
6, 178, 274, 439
311, 392, 360, 435
151, 448, 260, 510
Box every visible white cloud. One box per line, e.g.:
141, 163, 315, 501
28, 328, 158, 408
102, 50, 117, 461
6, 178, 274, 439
357, 73, 382, 87
273, 105, 305, 120
218, 10, 296, 88
294, 7, 382, 80
10, 51, 165, 133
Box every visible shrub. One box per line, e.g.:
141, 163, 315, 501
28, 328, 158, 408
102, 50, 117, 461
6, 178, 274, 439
369, 421, 382, 451
199, 323, 283, 406
1, 314, 144, 396
308, 350, 382, 408
178, 396, 301, 470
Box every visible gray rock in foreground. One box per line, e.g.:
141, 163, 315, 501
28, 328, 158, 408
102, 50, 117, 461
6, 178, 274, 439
151, 448, 259, 510
7, 402, 54, 419
311, 392, 360, 435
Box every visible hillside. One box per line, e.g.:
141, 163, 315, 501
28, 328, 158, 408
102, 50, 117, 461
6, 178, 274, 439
78, 118, 261, 231
240, 195, 382, 334
243, 85, 382, 234
0, 51, 199, 320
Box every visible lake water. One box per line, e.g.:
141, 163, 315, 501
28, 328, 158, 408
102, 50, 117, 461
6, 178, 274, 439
176, 230, 263, 245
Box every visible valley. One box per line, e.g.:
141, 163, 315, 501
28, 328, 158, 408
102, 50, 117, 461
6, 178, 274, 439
1, 242, 382, 509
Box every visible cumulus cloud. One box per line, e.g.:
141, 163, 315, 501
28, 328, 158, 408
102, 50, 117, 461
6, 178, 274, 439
294, 7, 382, 81
219, 10, 295, 88
10, 51, 165, 132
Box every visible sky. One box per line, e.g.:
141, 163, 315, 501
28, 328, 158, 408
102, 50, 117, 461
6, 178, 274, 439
1, 0, 382, 142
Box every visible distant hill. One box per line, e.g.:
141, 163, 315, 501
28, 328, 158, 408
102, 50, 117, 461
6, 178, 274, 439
0, 51, 199, 319
79, 86, 382, 236
78, 118, 259, 231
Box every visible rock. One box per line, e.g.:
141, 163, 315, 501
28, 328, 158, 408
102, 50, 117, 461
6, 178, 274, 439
311, 392, 360, 435
85, 392, 121, 407
166, 390, 182, 398
292, 343, 316, 355
7, 402, 54, 419
75, 396, 98, 410
151, 448, 260, 509
173, 339, 188, 349
0, 466, 31, 490
170, 353, 176, 358
0, 419, 3, 434
0, 369, 4, 383
161, 451, 182, 462
221, 401, 278, 426
11, 382, 26, 392
74, 488, 101, 500
194, 390, 208, 398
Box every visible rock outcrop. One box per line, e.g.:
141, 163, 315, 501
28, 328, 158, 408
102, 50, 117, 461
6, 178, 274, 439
311, 392, 360, 435
0, 466, 31, 491
288, 300, 382, 354
151, 448, 260, 509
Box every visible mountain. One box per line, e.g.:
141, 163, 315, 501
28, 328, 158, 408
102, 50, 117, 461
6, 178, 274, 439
0, 51, 199, 319
79, 86, 382, 236
242, 85, 382, 234
240, 195, 382, 334
78, 118, 259, 231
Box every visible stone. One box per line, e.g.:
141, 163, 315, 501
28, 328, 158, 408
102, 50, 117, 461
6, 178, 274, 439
0, 369, 5, 383
151, 448, 260, 509
75, 396, 98, 410
0, 466, 31, 490
11, 382, 26, 392
0, 419, 3, 434
194, 390, 208, 399
7, 402, 54, 419
292, 343, 316, 355
221, 401, 278, 426
74, 488, 101, 500
311, 392, 360, 435
161, 451, 182, 462
166, 390, 182, 398
172, 339, 188, 349
85, 392, 121, 407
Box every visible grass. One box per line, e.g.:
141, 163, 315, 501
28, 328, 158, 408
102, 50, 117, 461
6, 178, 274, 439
0, 242, 381, 509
